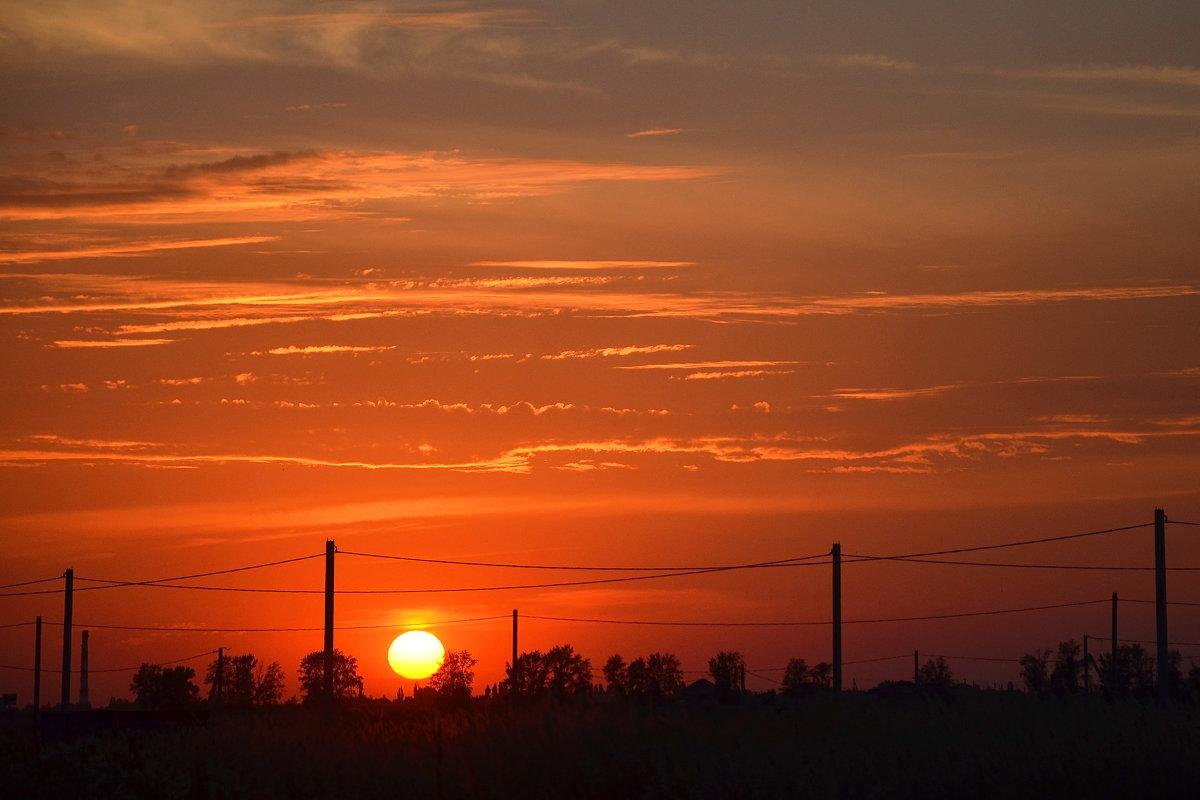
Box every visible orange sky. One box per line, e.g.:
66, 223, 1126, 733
2, 1, 1199, 704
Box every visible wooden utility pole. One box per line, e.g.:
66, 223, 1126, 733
212, 647, 224, 712
324, 540, 335, 722
1154, 508, 1169, 705
79, 630, 89, 709
33, 616, 42, 722
1110, 591, 1119, 698
61, 569, 73, 709
832, 543, 842, 699
511, 608, 518, 701
1082, 634, 1090, 707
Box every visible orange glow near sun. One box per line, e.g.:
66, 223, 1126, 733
388, 631, 445, 679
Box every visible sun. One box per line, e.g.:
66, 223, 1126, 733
388, 630, 445, 679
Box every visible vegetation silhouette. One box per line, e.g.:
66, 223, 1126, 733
203, 652, 285, 708
129, 664, 200, 711
603, 652, 684, 702
297, 648, 364, 704
425, 649, 476, 706
707, 650, 745, 702
505, 644, 592, 700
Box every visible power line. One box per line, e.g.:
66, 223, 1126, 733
44, 565, 830, 595
76, 553, 324, 589
0, 576, 61, 590
522, 599, 1109, 627
1170, 520, 1200, 526
849, 522, 1151, 563
928, 654, 1018, 663
1122, 598, 1200, 607
0, 649, 218, 675
845, 555, 1200, 571
523, 614, 826, 627
20, 615, 510, 633
843, 599, 1108, 625
338, 550, 830, 572
845, 654, 911, 665
1082, 635, 1200, 649
0, 555, 324, 597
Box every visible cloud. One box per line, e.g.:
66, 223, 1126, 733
618, 360, 802, 371
627, 128, 684, 138
51, 338, 174, 348
469, 260, 695, 270
0, 2, 537, 71
0, 147, 720, 223
263, 344, 397, 355
822, 53, 915, 72
0, 235, 279, 265
540, 344, 693, 360
994, 64, 1200, 88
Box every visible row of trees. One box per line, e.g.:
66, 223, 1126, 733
1020, 640, 1191, 700
127, 642, 1200, 710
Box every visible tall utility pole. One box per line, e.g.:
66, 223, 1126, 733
1154, 508, 1169, 706
324, 540, 335, 722
511, 608, 518, 701
1083, 635, 1090, 706
79, 630, 89, 709
61, 568, 73, 709
832, 543, 842, 699
33, 616, 42, 720
1111, 591, 1119, 698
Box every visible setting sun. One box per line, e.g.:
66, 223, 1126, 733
387, 631, 445, 680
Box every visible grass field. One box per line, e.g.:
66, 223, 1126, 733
3, 691, 1198, 799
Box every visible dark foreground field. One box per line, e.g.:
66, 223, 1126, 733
3, 692, 1198, 799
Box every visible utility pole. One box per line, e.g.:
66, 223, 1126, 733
79, 630, 89, 709
832, 543, 842, 699
511, 608, 518, 702
1154, 508, 1169, 706
913, 650, 919, 686
33, 616, 42, 724
1082, 634, 1090, 707
324, 540, 335, 723
1111, 591, 1119, 699
212, 647, 224, 712
61, 568, 73, 709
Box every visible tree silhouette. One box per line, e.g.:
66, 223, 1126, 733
298, 648, 364, 704
507, 644, 591, 699
427, 649, 477, 702
204, 653, 285, 707
707, 651, 744, 701
604, 652, 683, 701
781, 658, 810, 695
130, 664, 200, 710
807, 661, 833, 690
1049, 640, 1082, 698
917, 656, 953, 693
1019, 649, 1051, 696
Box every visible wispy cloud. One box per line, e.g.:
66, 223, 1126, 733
0, 147, 721, 224
540, 344, 693, 360
822, 53, 915, 72
469, 260, 695, 270
263, 345, 397, 356
994, 64, 1200, 88
0, 235, 279, 265
51, 338, 174, 348
617, 360, 802, 371
627, 128, 684, 138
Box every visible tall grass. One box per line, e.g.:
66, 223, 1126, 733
3, 692, 1197, 799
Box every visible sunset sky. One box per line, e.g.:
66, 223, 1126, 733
3, 1, 1199, 704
